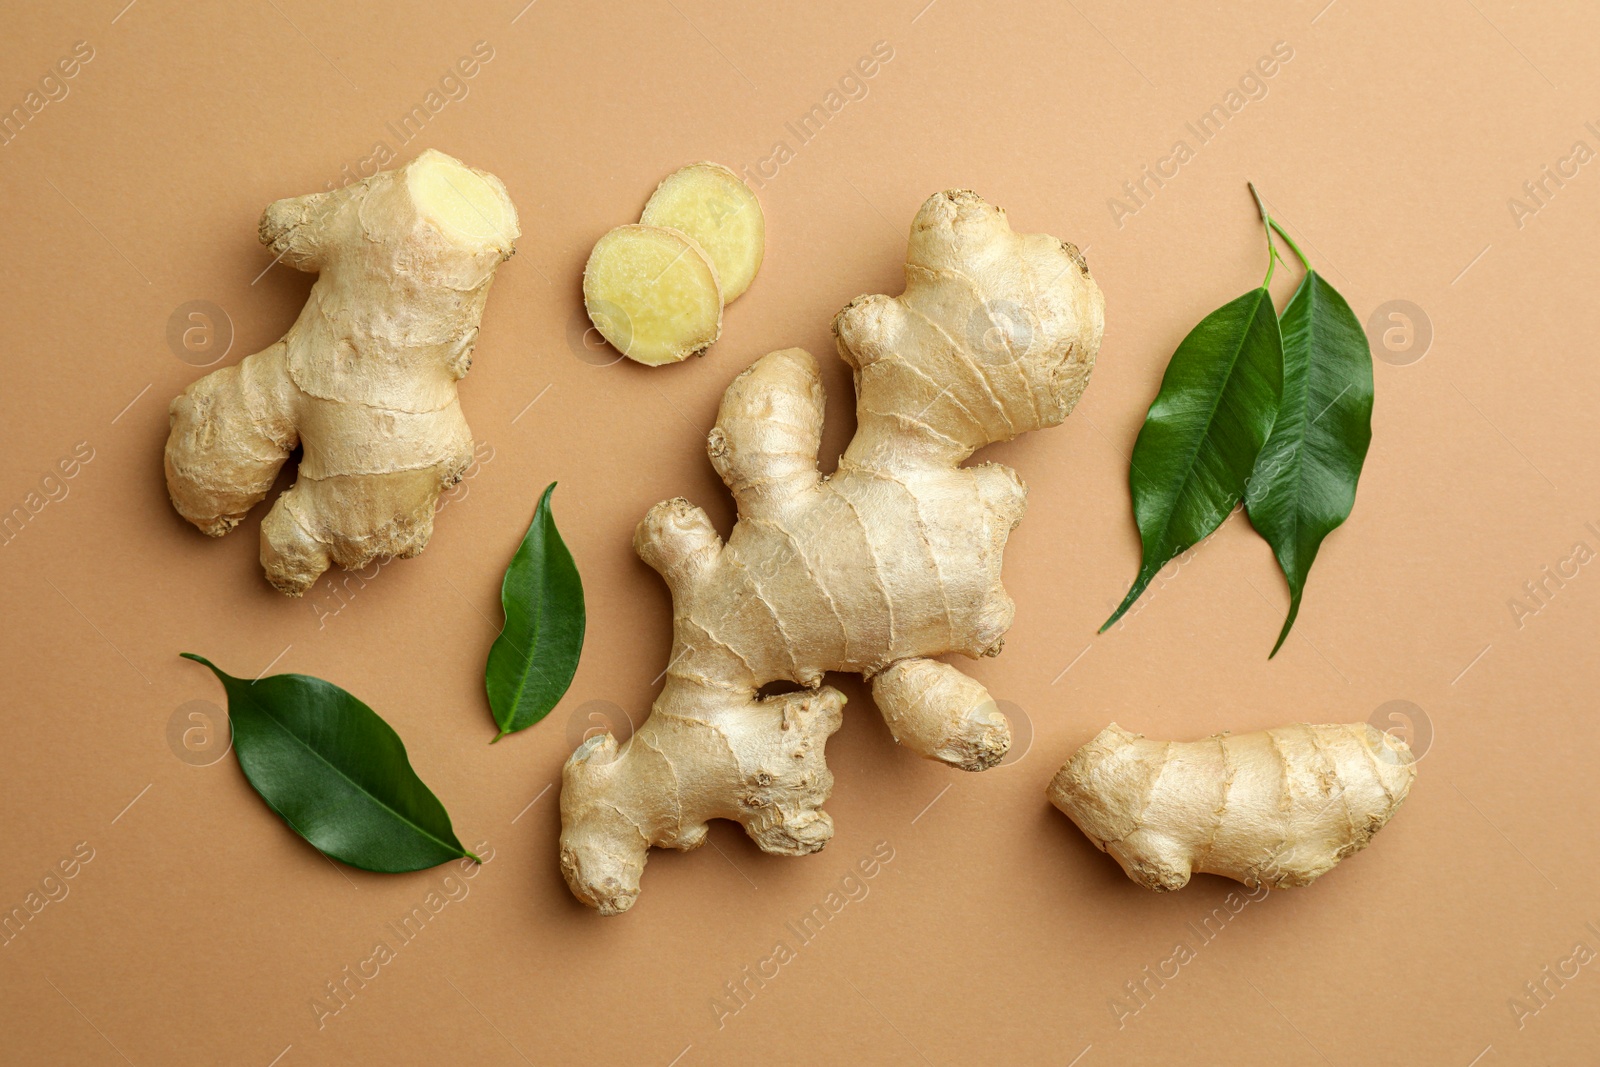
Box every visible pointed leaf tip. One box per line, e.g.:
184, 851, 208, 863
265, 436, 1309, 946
485, 481, 586, 739
1244, 269, 1372, 655
1267, 603, 1297, 659
186, 651, 475, 873
1106, 287, 1283, 627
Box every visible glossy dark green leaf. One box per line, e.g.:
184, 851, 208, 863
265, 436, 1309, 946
1102, 287, 1283, 630
181, 654, 478, 873
486, 482, 585, 740
1245, 269, 1374, 656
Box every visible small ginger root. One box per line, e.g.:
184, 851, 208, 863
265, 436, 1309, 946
583, 162, 764, 365
560, 190, 1104, 914
641, 162, 765, 300
1049, 722, 1416, 892
164, 150, 519, 595
583, 224, 722, 366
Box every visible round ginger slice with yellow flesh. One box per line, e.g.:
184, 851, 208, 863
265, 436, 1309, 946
583, 224, 723, 366
640, 162, 765, 302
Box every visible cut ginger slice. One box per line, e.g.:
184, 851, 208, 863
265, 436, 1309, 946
641, 163, 765, 302
583, 224, 723, 366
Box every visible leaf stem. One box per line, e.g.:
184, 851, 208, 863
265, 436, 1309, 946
1247, 182, 1279, 289
1268, 218, 1312, 272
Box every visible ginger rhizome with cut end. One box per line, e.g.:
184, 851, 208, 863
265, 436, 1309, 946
560, 190, 1104, 914
583, 161, 764, 366
1049, 722, 1416, 892
164, 150, 519, 595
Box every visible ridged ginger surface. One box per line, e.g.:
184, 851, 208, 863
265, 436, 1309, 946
561, 190, 1105, 913
1049, 722, 1416, 891
164, 149, 519, 594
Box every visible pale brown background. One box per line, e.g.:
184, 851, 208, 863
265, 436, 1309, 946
2, 0, 1596, 1063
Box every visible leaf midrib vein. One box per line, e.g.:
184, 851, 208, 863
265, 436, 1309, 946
246, 695, 461, 859
496, 534, 549, 731
1145, 289, 1272, 562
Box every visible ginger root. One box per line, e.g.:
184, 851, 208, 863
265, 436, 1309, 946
1049, 722, 1416, 891
164, 150, 519, 595
560, 190, 1104, 913
583, 162, 764, 365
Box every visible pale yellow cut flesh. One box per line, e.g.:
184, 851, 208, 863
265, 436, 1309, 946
408, 152, 515, 248
640, 162, 765, 302
583, 224, 723, 366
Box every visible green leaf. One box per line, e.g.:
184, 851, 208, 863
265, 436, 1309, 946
1102, 287, 1284, 630
181, 654, 478, 873
485, 482, 585, 740
1245, 270, 1374, 656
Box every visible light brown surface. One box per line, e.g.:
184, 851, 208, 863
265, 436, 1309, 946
1, 1, 1595, 1064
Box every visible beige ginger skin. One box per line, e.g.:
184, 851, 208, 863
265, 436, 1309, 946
1050, 722, 1416, 891
164, 150, 519, 595
561, 190, 1105, 914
